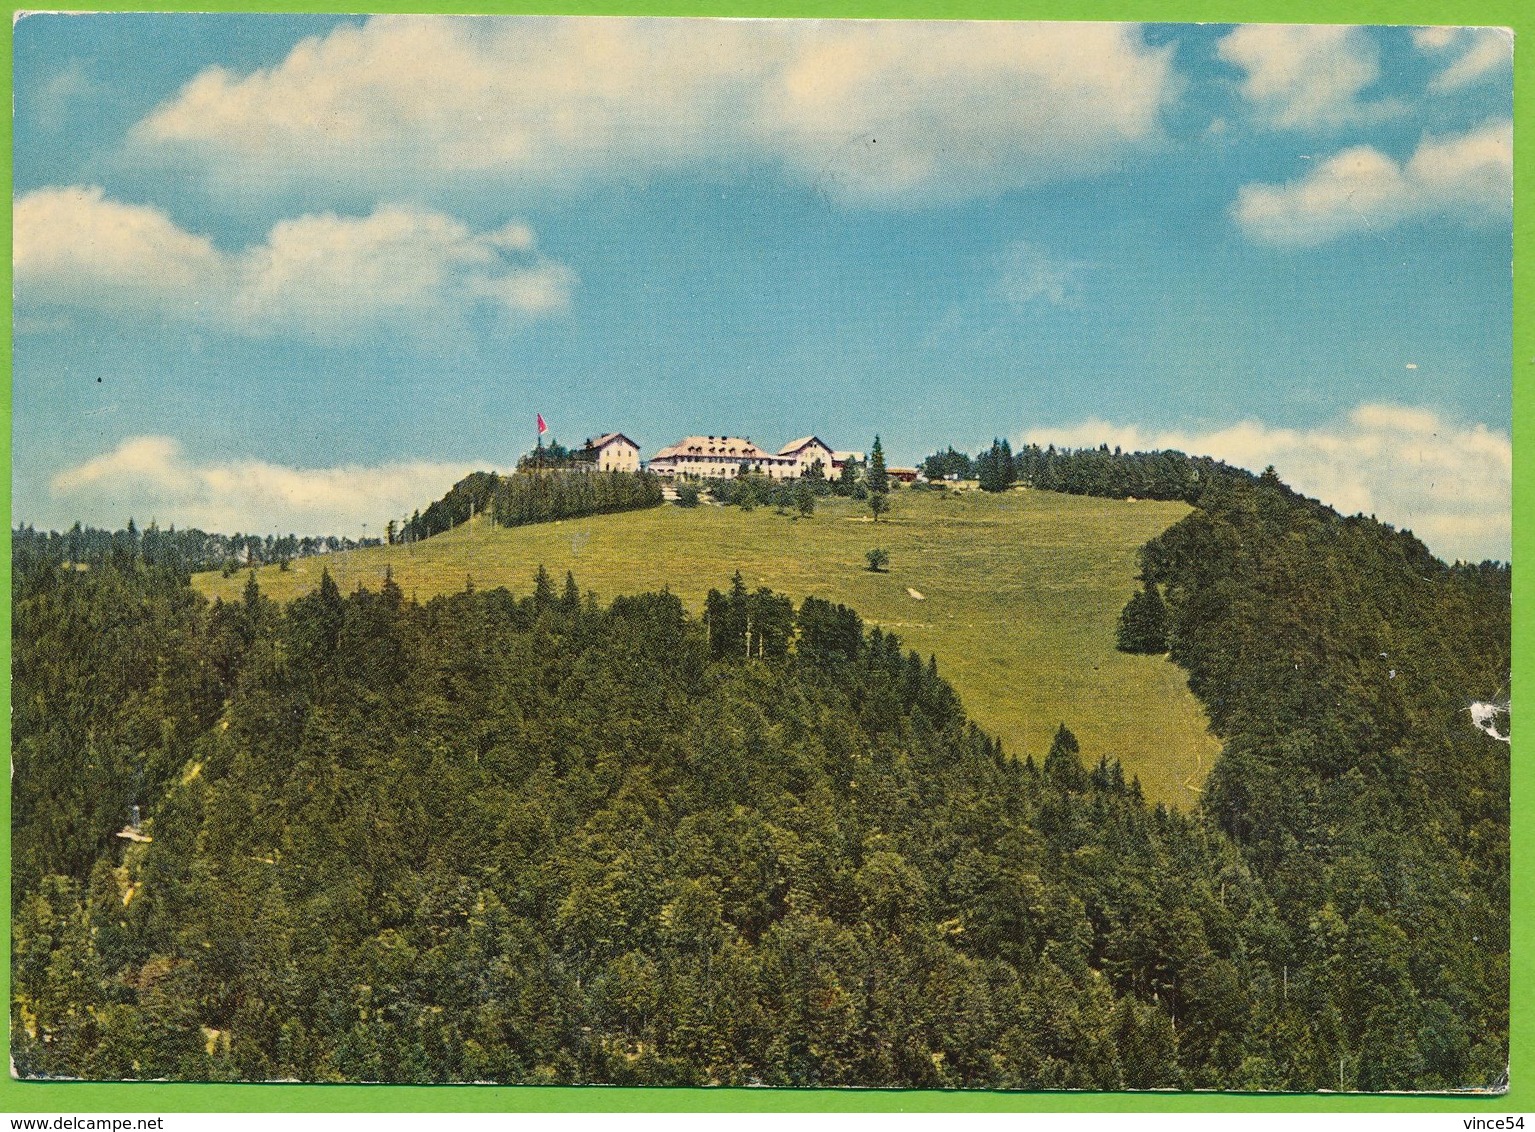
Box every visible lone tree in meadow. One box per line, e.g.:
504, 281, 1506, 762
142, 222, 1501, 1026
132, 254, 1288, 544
866, 548, 889, 573
868, 436, 890, 495
1116, 579, 1170, 653
868, 436, 890, 521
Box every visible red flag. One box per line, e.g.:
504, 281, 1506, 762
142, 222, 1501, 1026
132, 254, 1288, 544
537, 413, 548, 435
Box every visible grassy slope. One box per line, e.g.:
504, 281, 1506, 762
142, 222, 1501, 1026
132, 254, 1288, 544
194, 488, 1220, 805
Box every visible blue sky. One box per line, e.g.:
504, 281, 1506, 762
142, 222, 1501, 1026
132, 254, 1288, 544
11, 16, 1513, 558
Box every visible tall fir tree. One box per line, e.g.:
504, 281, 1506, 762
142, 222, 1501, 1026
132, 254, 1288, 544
532, 564, 555, 610
977, 439, 1017, 492
868, 436, 890, 521
868, 436, 890, 496
1115, 580, 1169, 654
1043, 723, 1088, 791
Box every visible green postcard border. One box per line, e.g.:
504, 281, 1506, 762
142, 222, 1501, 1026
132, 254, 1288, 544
1, 0, 1527, 1114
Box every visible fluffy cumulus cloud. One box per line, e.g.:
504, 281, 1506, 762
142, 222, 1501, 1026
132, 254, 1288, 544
1216, 25, 1400, 129
12, 186, 226, 317
1018, 403, 1510, 562
13, 186, 574, 340
51, 435, 489, 536
1413, 26, 1512, 94
128, 16, 1177, 206
1231, 119, 1511, 246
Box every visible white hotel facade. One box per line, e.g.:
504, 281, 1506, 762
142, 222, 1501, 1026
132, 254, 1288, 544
646, 435, 843, 480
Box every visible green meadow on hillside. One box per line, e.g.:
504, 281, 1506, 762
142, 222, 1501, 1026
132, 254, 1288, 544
194, 487, 1220, 804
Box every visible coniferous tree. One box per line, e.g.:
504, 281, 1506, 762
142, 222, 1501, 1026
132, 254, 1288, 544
922, 446, 973, 482
532, 564, 555, 610
1115, 581, 1169, 654
977, 439, 1017, 492
703, 572, 751, 660
796, 597, 863, 661
746, 587, 795, 658
868, 436, 890, 496
1043, 723, 1087, 792
380, 564, 403, 606
869, 439, 891, 522
315, 567, 344, 654
836, 457, 860, 497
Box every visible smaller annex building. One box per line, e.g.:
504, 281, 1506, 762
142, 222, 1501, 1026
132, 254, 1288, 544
581, 432, 642, 473
649, 435, 838, 480
776, 436, 836, 477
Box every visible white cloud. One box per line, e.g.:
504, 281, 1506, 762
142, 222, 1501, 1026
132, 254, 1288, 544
228, 206, 575, 338
1216, 25, 1400, 129
1414, 26, 1512, 93
53, 436, 196, 495
1017, 403, 1510, 562
994, 241, 1089, 308
50, 435, 491, 536
14, 187, 574, 340
1230, 119, 1511, 246
13, 186, 227, 316
128, 16, 1178, 207
1411, 27, 1459, 52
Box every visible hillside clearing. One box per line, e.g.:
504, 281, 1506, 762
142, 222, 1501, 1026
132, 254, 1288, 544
193, 488, 1220, 805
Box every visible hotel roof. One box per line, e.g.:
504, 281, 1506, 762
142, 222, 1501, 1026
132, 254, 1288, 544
652, 435, 777, 461
777, 436, 832, 456
587, 432, 639, 450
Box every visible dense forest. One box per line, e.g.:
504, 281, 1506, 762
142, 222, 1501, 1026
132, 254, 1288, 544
10, 521, 377, 576
400, 469, 662, 543
1135, 469, 1510, 1089
10, 459, 1509, 1089
928, 439, 1248, 504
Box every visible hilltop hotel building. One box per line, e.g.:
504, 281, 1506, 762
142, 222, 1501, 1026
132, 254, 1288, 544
647, 435, 855, 480
580, 432, 869, 480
